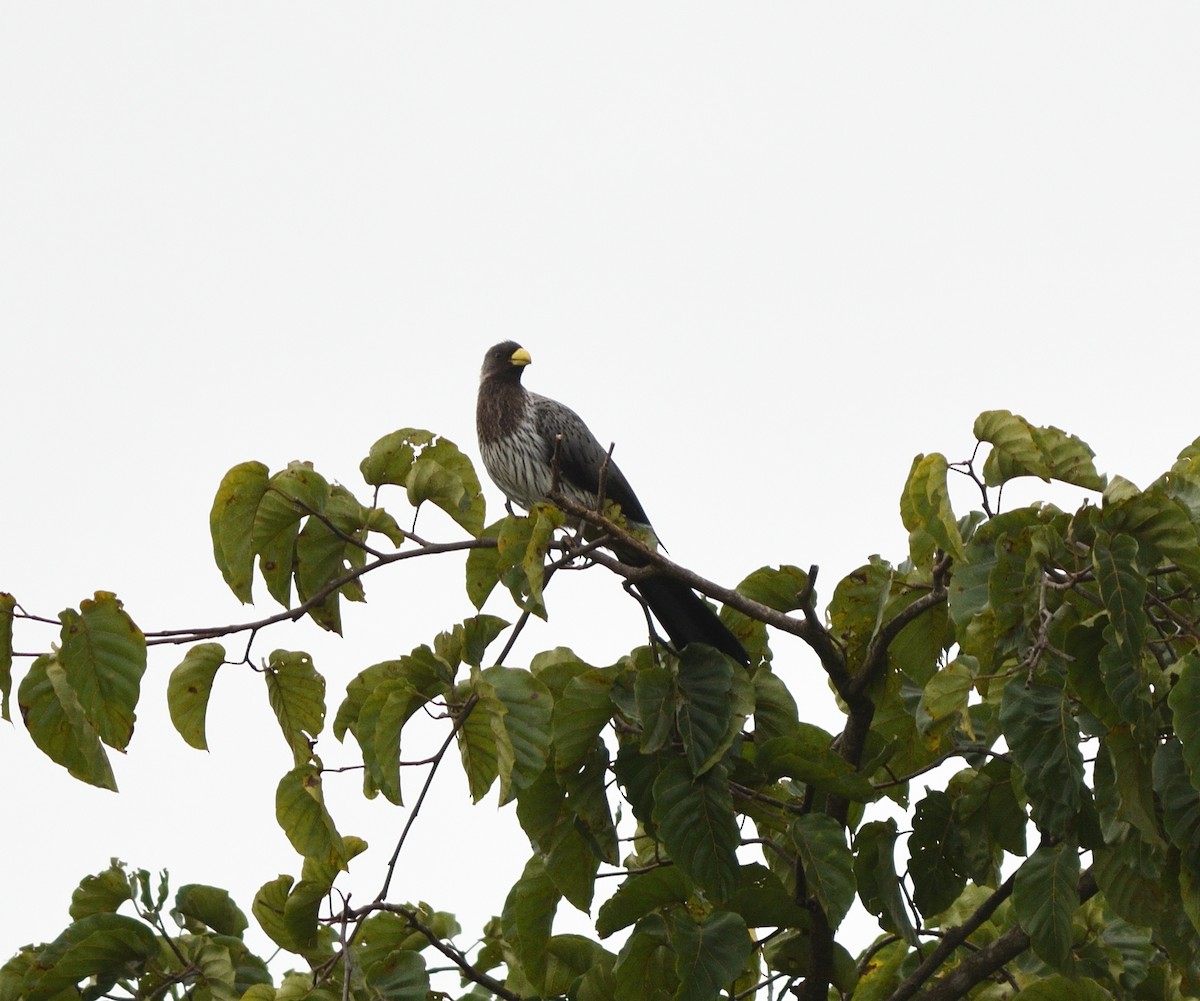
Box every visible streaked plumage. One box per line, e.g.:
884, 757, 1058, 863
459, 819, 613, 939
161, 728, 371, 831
476, 341, 748, 665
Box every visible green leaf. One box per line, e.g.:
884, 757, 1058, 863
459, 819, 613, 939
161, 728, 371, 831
265, 650, 326, 766
275, 765, 347, 870
750, 668, 799, 743
250, 463, 331, 608
501, 856, 560, 992
57, 591, 146, 751
1105, 485, 1200, 582
282, 878, 327, 951
363, 950, 430, 1001
514, 770, 603, 911
900, 453, 965, 565
676, 644, 743, 775
406, 436, 486, 537
356, 677, 418, 804
954, 759, 1028, 872
454, 681, 510, 803
167, 643, 224, 751
18, 654, 116, 790
975, 409, 1050, 485
294, 484, 369, 633
209, 461, 270, 603
612, 915, 677, 1001
172, 884, 249, 938
189, 940, 238, 1001
1010, 975, 1112, 1001
1154, 739, 1200, 871
828, 559, 892, 665
999, 678, 1084, 836
362, 429, 485, 536
496, 507, 565, 618
1099, 727, 1164, 850
1092, 535, 1155, 743
854, 819, 918, 944
596, 868, 693, 939
21, 914, 158, 1001
756, 728, 876, 802
0, 592, 14, 722
553, 667, 616, 776
69, 863, 132, 920
652, 758, 740, 900
1013, 841, 1081, 972
465, 519, 505, 610
252, 875, 298, 953
1169, 649, 1200, 796
1031, 425, 1106, 491
791, 814, 856, 930
918, 658, 975, 736
725, 565, 811, 664
483, 665, 553, 804
634, 665, 675, 753
908, 790, 966, 917
670, 910, 752, 1001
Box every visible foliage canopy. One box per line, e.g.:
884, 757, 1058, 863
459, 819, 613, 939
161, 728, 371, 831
5, 413, 1200, 1000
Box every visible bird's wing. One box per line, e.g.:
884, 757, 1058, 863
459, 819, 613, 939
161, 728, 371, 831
528, 392, 652, 527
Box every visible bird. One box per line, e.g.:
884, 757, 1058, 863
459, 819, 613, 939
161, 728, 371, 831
476, 340, 749, 666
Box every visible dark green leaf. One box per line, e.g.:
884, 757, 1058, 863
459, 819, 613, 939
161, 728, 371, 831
167, 643, 224, 751
1092, 535, 1155, 743
69, 864, 131, 920
1154, 739, 1200, 871
549, 667, 614, 777
791, 814, 856, 930
1013, 842, 1081, 972
265, 650, 326, 766
482, 666, 553, 804
172, 884, 249, 938
670, 910, 751, 1001
57, 591, 146, 751
975, 409, 1050, 485
612, 915, 677, 1001
1010, 975, 1113, 1000
652, 759, 740, 900
1169, 650, 1200, 796
676, 644, 742, 775
363, 950, 429, 1001
900, 452, 965, 565
0, 592, 14, 722
596, 867, 692, 938
18, 654, 116, 791
454, 680, 510, 803
275, 765, 347, 870
22, 915, 158, 1001
750, 668, 799, 743
209, 461, 269, 604
501, 856, 560, 993
756, 729, 875, 802
999, 679, 1084, 836
908, 790, 966, 917
854, 820, 918, 944
634, 665, 675, 754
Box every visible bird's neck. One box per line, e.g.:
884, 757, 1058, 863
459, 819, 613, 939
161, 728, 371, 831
476, 378, 528, 446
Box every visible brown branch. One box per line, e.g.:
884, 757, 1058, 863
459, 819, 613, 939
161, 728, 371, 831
375, 694, 479, 902
896, 869, 1097, 1001
372, 903, 523, 1001
546, 491, 854, 690
144, 537, 494, 647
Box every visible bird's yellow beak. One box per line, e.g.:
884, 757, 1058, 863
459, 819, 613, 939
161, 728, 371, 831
511, 347, 532, 367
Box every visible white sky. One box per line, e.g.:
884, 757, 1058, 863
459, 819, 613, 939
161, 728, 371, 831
3, 2, 1199, 983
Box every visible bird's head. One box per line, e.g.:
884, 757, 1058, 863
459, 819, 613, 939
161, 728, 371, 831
480, 341, 532, 383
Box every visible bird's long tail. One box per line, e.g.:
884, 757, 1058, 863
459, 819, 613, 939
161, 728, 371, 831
634, 574, 750, 666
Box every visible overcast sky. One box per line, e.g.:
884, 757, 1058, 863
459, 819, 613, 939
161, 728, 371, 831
3, 3, 1199, 978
